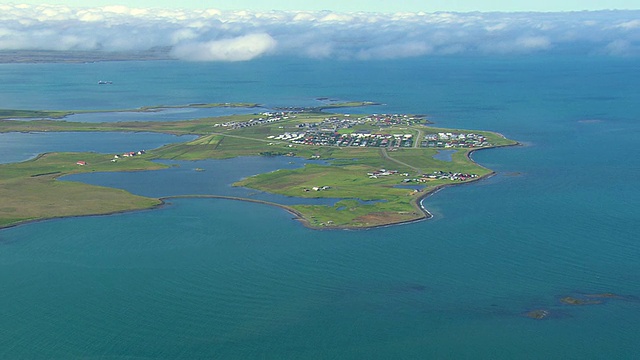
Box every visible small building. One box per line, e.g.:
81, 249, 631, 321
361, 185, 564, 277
76, 161, 86, 166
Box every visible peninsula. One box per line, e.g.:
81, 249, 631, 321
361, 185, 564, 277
0, 102, 517, 229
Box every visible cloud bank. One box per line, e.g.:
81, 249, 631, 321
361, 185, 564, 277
171, 33, 276, 61
1, 4, 639, 61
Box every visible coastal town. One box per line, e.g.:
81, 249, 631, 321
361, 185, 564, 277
210, 108, 491, 150
269, 128, 490, 149
254, 113, 492, 149
215, 111, 426, 132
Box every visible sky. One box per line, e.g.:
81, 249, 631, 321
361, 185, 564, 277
1, 2, 639, 61
8, 0, 640, 12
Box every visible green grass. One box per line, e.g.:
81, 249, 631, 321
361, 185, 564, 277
0, 152, 166, 228
0, 109, 71, 119
137, 102, 259, 111
315, 101, 379, 110
291, 197, 424, 228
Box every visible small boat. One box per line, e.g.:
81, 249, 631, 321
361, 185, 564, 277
98, 80, 113, 85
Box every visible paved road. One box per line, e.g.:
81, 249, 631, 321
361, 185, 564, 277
380, 148, 422, 175
211, 132, 279, 144
414, 128, 422, 148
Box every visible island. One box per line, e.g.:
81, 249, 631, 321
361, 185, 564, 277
0, 102, 517, 229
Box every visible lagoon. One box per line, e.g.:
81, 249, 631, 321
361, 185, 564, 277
63, 157, 340, 206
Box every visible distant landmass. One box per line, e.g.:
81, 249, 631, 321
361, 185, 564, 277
0, 49, 173, 63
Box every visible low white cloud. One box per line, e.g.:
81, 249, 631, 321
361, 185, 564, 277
319, 13, 354, 22
170, 28, 199, 44
357, 42, 433, 60
0, 5, 638, 61
171, 33, 277, 61
516, 36, 551, 49
616, 19, 640, 29
602, 39, 639, 56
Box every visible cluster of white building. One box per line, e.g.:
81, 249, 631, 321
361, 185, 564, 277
423, 132, 489, 148
111, 150, 145, 162
214, 112, 295, 129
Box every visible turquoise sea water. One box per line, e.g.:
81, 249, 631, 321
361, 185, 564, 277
1, 56, 639, 358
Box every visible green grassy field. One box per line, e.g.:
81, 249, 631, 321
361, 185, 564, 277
0, 103, 517, 229
0, 152, 165, 228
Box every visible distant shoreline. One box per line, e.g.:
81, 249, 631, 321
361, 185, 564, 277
0, 50, 173, 64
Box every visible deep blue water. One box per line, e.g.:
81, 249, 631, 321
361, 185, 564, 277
1, 56, 639, 358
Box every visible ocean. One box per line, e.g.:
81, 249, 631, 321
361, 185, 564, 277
0, 56, 639, 358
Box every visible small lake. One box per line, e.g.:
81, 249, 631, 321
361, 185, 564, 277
0, 132, 196, 164
432, 149, 457, 162
63, 157, 340, 206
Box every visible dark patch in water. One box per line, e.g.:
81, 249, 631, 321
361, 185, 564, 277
523, 291, 638, 320
556, 292, 632, 306
579, 96, 619, 101
559, 296, 603, 306
521, 307, 572, 321
575, 292, 640, 304
524, 309, 551, 320
221, 80, 259, 84
390, 283, 428, 293
0, 235, 21, 245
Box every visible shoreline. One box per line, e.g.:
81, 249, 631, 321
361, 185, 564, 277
0, 201, 166, 231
